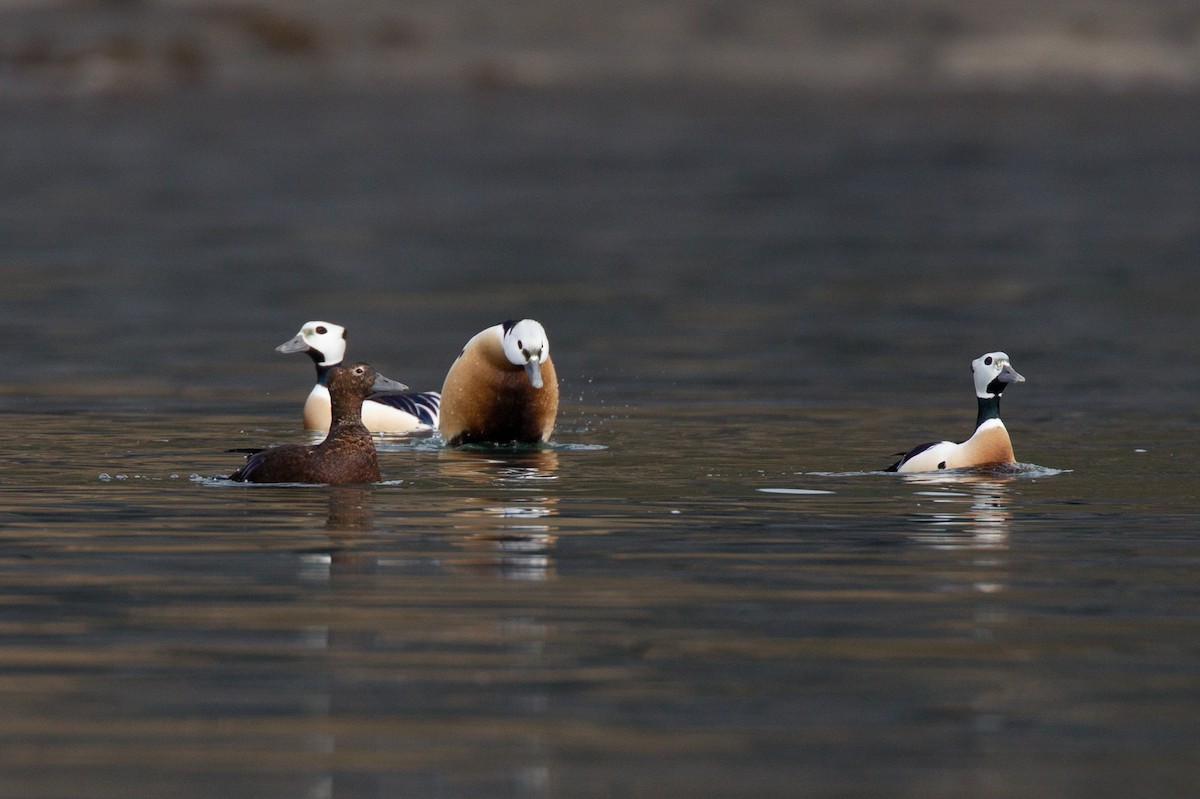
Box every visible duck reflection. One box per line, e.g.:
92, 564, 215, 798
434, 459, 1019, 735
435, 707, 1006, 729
301, 448, 563, 584
438, 447, 560, 581
294, 486, 381, 583
323, 485, 376, 534
899, 471, 1021, 745
297, 479, 556, 799
902, 473, 1013, 551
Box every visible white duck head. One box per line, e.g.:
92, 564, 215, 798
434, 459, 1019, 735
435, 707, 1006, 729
973, 351, 1025, 399
501, 319, 550, 389
276, 321, 348, 367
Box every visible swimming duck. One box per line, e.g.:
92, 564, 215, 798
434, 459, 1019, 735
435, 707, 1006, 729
887, 351, 1026, 473
438, 319, 558, 446
276, 321, 440, 433
230, 363, 405, 484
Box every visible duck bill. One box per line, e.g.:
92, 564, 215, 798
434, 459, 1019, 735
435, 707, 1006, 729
999, 363, 1025, 384
369, 373, 409, 396
524, 360, 544, 389
275, 333, 309, 354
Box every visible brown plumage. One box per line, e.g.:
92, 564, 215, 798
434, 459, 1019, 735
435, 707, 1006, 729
230, 363, 405, 484
438, 319, 558, 446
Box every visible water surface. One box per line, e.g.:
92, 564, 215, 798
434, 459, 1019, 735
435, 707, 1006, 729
2, 88, 1199, 797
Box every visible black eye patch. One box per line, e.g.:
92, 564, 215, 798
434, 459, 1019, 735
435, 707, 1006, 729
984, 356, 993, 365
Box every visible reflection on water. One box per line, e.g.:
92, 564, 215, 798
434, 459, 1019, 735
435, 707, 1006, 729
323, 486, 377, 534
293, 449, 564, 582
902, 473, 1013, 551
434, 446, 561, 485
439, 448, 561, 582
900, 474, 1015, 651
0, 408, 1197, 798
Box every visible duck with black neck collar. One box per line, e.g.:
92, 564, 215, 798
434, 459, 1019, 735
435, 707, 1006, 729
276, 320, 440, 434
887, 351, 1026, 473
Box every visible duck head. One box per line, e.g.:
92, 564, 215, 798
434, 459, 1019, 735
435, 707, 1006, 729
501, 319, 550, 389
973, 351, 1025, 398
327, 362, 408, 399
277, 321, 348, 366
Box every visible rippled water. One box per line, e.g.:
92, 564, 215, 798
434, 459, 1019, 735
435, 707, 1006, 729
3, 404, 1197, 797
2, 88, 1200, 797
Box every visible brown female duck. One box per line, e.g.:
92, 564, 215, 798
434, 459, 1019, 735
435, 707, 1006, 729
230, 363, 406, 484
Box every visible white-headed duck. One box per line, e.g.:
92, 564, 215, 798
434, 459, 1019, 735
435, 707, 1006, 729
276, 321, 440, 433
438, 319, 558, 446
230, 363, 404, 484
887, 351, 1026, 473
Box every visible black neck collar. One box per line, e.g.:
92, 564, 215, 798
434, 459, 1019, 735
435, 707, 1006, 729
312, 353, 343, 386
976, 394, 1002, 428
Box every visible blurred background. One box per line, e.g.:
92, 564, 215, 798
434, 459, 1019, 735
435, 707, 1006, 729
4, 0, 1200, 93
2, 6, 1200, 798
1, 0, 1198, 415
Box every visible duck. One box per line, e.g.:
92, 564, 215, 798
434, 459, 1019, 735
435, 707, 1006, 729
438, 319, 558, 446
887, 351, 1026, 473
230, 362, 405, 484
276, 321, 440, 433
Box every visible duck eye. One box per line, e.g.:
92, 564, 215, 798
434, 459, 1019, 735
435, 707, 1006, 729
984, 356, 993, 365
516, 340, 523, 350
316, 326, 327, 335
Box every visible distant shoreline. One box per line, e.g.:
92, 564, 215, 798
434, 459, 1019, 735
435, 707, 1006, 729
1, 1, 1198, 96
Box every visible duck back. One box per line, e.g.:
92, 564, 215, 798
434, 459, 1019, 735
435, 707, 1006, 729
231, 437, 380, 484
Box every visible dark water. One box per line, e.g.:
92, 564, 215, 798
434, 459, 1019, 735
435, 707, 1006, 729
2, 88, 1200, 797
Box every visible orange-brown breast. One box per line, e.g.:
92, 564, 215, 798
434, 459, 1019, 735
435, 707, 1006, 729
439, 347, 558, 446
950, 422, 1015, 469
